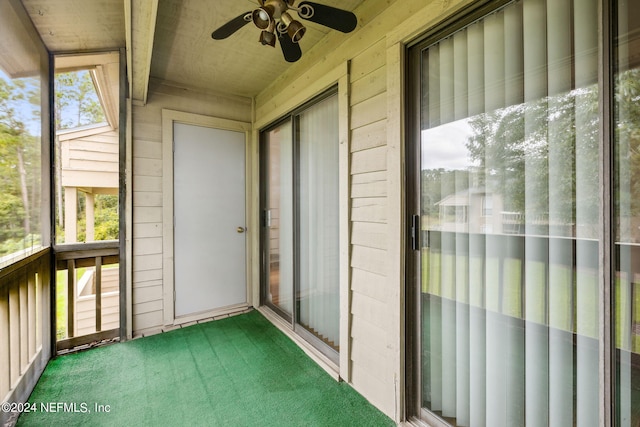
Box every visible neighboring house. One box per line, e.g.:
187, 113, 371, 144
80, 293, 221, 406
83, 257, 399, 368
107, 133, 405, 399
58, 123, 119, 243
435, 188, 505, 234
1, 0, 639, 426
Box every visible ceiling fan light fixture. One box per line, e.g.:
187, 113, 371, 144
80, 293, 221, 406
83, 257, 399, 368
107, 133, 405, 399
287, 21, 306, 43
259, 29, 277, 47
252, 5, 275, 29
279, 12, 306, 43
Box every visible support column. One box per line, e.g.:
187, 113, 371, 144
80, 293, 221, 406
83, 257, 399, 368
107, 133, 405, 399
64, 187, 77, 243
86, 191, 95, 242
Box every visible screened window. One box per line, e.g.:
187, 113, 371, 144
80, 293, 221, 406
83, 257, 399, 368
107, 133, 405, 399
0, 4, 46, 267
53, 57, 119, 245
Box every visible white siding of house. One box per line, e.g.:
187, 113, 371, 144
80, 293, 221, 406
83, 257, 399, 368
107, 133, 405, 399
131, 80, 252, 335
60, 127, 119, 190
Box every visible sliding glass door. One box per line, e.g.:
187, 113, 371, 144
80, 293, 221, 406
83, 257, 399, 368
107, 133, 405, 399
261, 89, 340, 361
615, 1, 640, 424
409, 0, 604, 425
297, 95, 340, 352
262, 121, 294, 320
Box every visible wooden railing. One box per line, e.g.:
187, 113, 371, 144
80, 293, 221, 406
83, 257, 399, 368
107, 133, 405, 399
54, 241, 120, 352
0, 248, 52, 424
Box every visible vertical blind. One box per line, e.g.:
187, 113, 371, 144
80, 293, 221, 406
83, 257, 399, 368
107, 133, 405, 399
298, 94, 340, 350
265, 122, 294, 316
615, 1, 640, 425
263, 92, 340, 356
420, 0, 601, 425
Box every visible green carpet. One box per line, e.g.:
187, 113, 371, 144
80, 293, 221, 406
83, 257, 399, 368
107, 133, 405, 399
17, 310, 394, 426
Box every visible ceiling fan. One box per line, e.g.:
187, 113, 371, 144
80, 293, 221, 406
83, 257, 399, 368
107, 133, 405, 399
211, 0, 358, 63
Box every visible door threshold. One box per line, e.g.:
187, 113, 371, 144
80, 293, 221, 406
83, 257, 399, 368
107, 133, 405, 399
173, 303, 251, 326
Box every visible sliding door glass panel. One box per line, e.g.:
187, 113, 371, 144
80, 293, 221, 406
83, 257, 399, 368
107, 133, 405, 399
297, 93, 340, 351
615, 1, 640, 425
418, 0, 600, 425
264, 122, 294, 317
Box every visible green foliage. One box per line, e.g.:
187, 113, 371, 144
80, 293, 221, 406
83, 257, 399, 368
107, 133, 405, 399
94, 195, 119, 241
0, 74, 41, 257
0, 234, 40, 256
75, 194, 119, 242
465, 86, 601, 229
0, 194, 25, 241
422, 69, 640, 240
55, 71, 105, 130
615, 69, 640, 238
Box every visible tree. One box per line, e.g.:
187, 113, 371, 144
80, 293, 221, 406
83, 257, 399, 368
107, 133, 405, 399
55, 71, 105, 130
0, 75, 41, 255
463, 85, 601, 236
615, 68, 640, 241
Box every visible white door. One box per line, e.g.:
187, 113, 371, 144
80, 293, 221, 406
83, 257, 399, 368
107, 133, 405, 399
173, 122, 246, 317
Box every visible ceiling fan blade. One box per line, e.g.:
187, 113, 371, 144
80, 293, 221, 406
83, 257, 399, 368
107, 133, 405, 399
278, 33, 302, 63
211, 12, 252, 40
297, 2, 357, 33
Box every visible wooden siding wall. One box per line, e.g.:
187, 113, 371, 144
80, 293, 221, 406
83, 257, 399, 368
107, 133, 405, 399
60, 128, 119, 190
131, 80, 252, 335
254, 0, 477, 420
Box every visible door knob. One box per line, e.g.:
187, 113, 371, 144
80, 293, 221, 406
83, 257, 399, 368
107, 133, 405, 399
237, 226, 246, 233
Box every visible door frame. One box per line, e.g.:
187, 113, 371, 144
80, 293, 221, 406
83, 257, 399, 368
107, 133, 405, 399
161, 109, 252, 325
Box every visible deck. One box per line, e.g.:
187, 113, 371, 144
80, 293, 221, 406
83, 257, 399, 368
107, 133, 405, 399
15, 310, 394, 426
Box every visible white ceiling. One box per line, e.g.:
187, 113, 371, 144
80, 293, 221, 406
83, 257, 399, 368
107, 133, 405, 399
21, 0, 366, 100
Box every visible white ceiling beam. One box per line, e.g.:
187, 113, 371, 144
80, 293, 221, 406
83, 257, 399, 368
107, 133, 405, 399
126, 0, 158, 105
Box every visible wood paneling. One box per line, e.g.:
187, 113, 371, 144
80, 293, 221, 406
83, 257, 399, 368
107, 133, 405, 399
351, 222, 388, 250
351, 146, 387, 174
351, 197, 388, 224
350, 38, 388, 83
351, 268, 389, 302
132, 237, 162, 256
350, 92, 387, 130
22, 0, 125, 51
132, 309, 163, 333
60, 128, 119, 190
350, 363, 395, 418
351, 245, 388, 276
351, 171, 388, 198
132, 269, 162, 284
351, 120, 387, 153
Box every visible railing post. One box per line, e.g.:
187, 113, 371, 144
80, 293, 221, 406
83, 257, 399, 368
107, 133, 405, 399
8, 279, 20, 388
36, 256, 47, 350
0, 284, 9, 401
95, 256, 102, 332
19, 271, 28, 373
53, 242, 119, 350
27, 266, 36, 359
67, 259, 75, 338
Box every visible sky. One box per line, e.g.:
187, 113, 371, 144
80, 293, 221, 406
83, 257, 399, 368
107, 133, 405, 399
0, 67, 104, 136
0, 68, 41, 136
421, 117, 478, 171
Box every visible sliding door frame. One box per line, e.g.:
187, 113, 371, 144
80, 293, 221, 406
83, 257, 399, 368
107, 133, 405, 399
259, 86, 341, 365
405, 0, 616, 425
